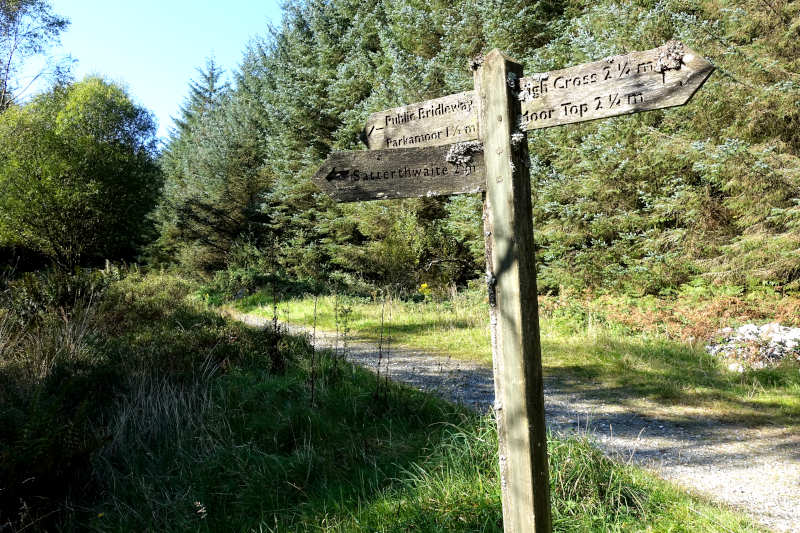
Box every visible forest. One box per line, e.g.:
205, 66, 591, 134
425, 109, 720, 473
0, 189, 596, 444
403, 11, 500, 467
1, 0, 799, 531
3, 0, 800, 296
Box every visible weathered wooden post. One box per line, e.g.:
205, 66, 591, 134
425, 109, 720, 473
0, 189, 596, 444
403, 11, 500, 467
311, 40, 713, 533
475, 49, 552, 533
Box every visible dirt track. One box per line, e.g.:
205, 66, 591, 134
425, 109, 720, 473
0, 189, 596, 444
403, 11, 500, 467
234, 311, 799, 533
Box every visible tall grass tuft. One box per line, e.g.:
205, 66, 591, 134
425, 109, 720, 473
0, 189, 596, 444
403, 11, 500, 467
324, 415, 759, 532
0, 289, 111, 531
92, 373, 223, 531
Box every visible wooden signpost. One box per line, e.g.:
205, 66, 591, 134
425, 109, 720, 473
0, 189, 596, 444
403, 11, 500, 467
518, 41, 714, 130
312, 41, 713, 533
312, 143, 485, 202
362, 90, 479, 150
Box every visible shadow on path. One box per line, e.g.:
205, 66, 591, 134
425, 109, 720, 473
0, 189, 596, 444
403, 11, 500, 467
233, 311, 799, 533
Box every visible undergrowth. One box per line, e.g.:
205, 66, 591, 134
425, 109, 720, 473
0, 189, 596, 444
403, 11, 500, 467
0, 271, 764, 531
229, 283, 800, 427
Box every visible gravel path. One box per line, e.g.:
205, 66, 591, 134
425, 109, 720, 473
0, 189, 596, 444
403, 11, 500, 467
233, 312, 799, 532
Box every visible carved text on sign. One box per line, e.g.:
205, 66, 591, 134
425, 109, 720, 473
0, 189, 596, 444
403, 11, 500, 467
363, 91, 479, 150
312, 143, 485, 202
518, 41, 714, 130
312, 43, 714, 533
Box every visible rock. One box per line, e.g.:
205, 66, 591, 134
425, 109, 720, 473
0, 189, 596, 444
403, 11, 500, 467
736, 324, 760, 339
707, 322, 800, 369
728, 363, 744, 374
785, 329, 800, 341
759, 322, 783, 337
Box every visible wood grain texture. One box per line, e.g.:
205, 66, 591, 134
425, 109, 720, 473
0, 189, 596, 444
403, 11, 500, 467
477, 49, 552, 533
363, 91, 479, 150
311, 144, 484, 203
519, 41, 714, 130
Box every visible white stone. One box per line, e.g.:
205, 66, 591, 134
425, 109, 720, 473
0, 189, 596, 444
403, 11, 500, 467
737, 324, 760, 338
783, 328, 800, 341
728, 362, 744, 373
759, 322, 785, 340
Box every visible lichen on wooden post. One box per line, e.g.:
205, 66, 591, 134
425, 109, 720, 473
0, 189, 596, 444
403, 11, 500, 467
474, 49, 552, 533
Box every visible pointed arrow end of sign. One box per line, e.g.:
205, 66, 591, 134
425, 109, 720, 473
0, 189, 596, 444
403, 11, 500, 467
311, 156, 337, 194
680, 44, 714, 73
358, 129, 369, 147
673, 44, 715, 105
359, 125, 377, 147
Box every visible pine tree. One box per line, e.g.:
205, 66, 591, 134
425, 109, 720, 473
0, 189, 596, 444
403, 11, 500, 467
154, 0, 800, 293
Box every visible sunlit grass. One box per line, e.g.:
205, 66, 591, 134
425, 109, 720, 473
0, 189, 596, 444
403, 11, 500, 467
2, 272, 769, 530
229, 288, 800, 428
231, 290, 492, 361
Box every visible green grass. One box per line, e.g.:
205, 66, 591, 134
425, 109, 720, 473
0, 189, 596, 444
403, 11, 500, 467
0, 272, 769, 531
230, 290, 492, 361
229, 289, 800, 428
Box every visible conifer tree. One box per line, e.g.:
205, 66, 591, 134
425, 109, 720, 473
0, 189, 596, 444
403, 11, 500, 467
156, 0, 800, 293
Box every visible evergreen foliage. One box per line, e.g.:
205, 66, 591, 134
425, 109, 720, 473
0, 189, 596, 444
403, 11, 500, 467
159, 0, 800, 294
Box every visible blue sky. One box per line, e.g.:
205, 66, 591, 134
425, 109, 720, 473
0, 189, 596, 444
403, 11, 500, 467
29, 1, 284, 140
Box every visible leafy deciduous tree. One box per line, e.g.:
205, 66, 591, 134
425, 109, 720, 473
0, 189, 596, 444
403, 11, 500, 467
0, 0, 69, 112
0, 77, 162, 269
